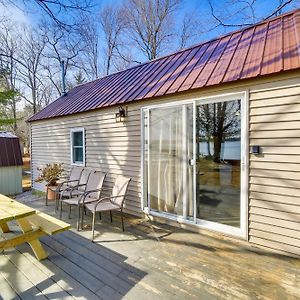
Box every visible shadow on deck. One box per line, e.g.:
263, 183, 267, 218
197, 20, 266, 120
1, 228, 147, 300
1, 193, 300, 300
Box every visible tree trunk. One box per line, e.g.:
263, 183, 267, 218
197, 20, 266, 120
213, 134, 222, 163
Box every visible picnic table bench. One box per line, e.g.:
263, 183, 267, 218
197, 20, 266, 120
0, 194, 70, 260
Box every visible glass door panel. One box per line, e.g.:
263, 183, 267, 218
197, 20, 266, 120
196, 100, 241, 227
148, 104, 193, 219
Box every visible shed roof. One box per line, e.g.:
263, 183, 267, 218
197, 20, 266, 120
0, 132, 23, 167
29, 8, 300, 122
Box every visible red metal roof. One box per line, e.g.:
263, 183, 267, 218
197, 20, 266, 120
0, 133, 23, 167
29, 9, 300, 122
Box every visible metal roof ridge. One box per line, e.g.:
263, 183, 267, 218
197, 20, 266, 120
27, 8, 300, 122
60, 8, 300, 92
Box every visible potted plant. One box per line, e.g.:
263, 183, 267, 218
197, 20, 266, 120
35, 163, 64, 200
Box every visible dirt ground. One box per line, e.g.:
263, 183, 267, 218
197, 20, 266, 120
22, 156, 31, 191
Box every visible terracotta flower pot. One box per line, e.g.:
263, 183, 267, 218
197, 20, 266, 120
46, 185, 58, 201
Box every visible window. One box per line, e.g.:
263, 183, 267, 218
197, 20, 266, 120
70, 128, 85, 166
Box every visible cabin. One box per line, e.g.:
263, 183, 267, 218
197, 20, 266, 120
0, 132, 23, 195
28, 9, 300, 257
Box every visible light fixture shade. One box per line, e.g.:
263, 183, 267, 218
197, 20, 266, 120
115, 106, 127, 122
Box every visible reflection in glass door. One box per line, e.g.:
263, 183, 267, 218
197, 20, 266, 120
196, 100, 241, 227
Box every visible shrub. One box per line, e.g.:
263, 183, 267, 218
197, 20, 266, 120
35, 163, 64, 186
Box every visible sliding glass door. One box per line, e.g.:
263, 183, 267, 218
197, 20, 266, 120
195, 100, 241, 228
143, 93, 247, 237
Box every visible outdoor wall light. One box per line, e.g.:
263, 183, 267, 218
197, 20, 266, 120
115, 106, 127, 123
251, 145, 261, 154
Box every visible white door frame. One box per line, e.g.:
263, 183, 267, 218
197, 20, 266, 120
141, 91, 249, 239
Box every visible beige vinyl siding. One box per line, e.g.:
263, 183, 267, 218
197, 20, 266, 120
31, 106, 143, 214
249, 78, 300, 257
31, 71, 300, 256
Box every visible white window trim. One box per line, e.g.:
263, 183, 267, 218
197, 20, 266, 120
70, 127, 86, 166
140, 91, 249, 240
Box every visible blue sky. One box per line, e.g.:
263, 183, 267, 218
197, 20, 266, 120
1, 0, 299, 63
3, 0, 298, 43
91, 0, 299, 63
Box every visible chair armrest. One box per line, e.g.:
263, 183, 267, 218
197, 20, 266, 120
64, 179, 80, 184
70, 183, 86, 190
59, 179, 79, 186
59, 182, 80, 198
80, 188, 103, 204
70, 185, 85, 198
93, 195, 125, 211
98, 187, 112, 191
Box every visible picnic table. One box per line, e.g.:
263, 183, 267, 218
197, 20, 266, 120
0, 194, 70, 260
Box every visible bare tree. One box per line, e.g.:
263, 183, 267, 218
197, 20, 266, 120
207, 0, 297, 30
177, 11, 207, 50
77, 14, 100, 79
198, 100, 240, 163
99, 4, 128, 75
124, 0, 181, 60
17, 27, 47, 113
0, 0, 94, 28
41, 22, 85, 95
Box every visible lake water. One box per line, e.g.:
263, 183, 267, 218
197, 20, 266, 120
199, 141, 241, 160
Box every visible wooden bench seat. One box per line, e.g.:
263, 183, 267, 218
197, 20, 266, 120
26, 211, 71, 235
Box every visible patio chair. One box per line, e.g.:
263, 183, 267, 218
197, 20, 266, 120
59, 170, 106, 230
47, 166, 83, 207
54, 167, 89, 212
58, 168, 91, 201
83, 175, 131, 241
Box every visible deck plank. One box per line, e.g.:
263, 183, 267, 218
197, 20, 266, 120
52, 232, 124, 275
41, 235, 134, 296
4, 249, 74, 300
57, 230, 147, 282
0, 252, 47, 300
16, 243, 100, 300
0, 271, 21, 300
40, 242, 104, 294
4, 195, 300, 300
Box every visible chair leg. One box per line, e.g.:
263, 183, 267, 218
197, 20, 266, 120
54, 195, 57, 212
92, 212, 96, 242
77, 205, 80, 231
54, 191, 58, 211
68, 205, 72, 219
45, 188, 48, 206
120, 210, 124, 232
99, 212, 101, 220
56, 193, 63, 214
81, 205, 84, 230
60, 201, 63, 219
56, 191, 62, 212
84, 207, 87, 215
110, 211, 113, 223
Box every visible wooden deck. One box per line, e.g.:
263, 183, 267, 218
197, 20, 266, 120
1, 193, 300, 300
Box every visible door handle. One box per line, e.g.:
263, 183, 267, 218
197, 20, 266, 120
189, 159, 195, 166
